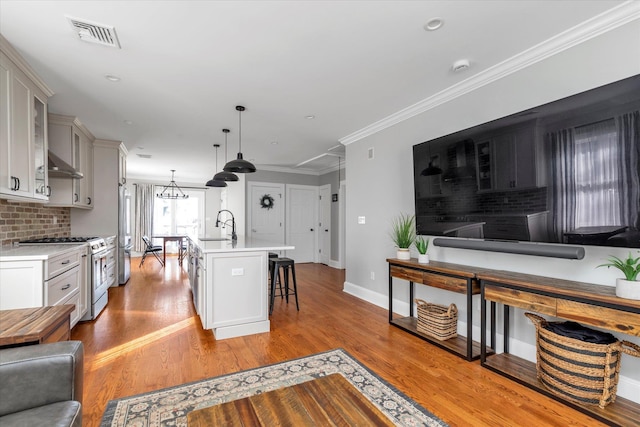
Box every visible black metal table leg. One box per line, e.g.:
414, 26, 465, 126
466, 278, 473, 360
504, 304, 510, 353
388, 265, 393, 323
409, 281, 414, 317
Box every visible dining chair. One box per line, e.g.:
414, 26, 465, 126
140, 235, 164, 267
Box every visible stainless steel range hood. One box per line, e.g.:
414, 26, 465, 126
442, 139, 475, 182
48, 150, 83, 179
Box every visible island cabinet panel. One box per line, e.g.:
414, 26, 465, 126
203, 250, 270, 340
484, 285, 556, 316
556, 299, 640, 337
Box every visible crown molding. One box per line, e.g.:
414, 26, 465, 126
0, 33, 54, 97
339, 1, 640, 146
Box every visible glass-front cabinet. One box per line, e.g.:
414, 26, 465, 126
48, 114, 95, 209
0, 37, 52, 203
33, 95, 48, 199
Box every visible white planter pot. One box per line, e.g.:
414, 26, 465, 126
396, 248, 411, 260
418, 254, 429, 264
616, 278, 640, 300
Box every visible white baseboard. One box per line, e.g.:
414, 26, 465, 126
342, 280, 640, 404
328, 259, 343, 269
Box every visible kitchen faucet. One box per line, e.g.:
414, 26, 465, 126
215, 209, 237, 241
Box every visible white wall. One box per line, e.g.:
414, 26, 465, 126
344, 19, 640, 401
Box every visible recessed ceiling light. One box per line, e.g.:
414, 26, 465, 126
137, 146, 144, 150
424, 18, 444, 31
305, 115, 315, 120
105, 74, 121, 82
451, 59, 470, 73
271, 141, 279, 145
124, 120, 133, 125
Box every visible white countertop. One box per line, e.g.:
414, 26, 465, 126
196, 236, 294, 253
0, 243, 87, 261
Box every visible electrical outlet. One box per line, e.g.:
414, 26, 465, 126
231, 268, 244, 276
371, 271, 375, 280
358, 216, 366, 224
53, 216, 58, 225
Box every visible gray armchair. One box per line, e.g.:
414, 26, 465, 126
0, 341, 83, 427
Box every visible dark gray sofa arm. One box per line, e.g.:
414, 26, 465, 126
0, 341, 83, 417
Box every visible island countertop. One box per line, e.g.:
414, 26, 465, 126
195, 236, 293, 253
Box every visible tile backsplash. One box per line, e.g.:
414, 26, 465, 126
0, 199, 70, 246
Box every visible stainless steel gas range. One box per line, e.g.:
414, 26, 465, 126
19, 235, 117, 320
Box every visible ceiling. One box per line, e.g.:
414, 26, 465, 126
0, 1, 626, 183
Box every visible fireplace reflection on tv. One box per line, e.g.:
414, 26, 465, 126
413, 74, 640, 249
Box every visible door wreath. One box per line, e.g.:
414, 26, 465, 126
260, 194, 275, 210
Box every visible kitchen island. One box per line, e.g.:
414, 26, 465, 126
190, 237, 293, 340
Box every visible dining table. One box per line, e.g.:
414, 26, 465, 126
152, 234, 187, 265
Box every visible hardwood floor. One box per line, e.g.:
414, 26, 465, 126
72, 256, 605, 426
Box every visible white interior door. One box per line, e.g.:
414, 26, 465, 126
248, 182, 284, 244
319, 184, 331, 265
286, 184, 318, 263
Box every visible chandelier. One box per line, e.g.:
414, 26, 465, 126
157, 170, 189, 199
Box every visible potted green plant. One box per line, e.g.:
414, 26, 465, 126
390, 213, 415, 260
415, 236, 430, 263
597, 252, 640, 300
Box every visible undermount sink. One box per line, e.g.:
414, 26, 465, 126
199, 237, 230, 241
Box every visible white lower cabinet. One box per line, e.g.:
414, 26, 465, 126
0, 245, 87, 328
0, 260, 44, 309
202, 251, 269, 339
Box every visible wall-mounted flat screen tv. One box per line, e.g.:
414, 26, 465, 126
413, 74, 640, 248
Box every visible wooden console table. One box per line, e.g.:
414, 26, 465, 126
478, 270, 640, 426
387, 258, 493, 361
0, 305, 74, 349
187, 373, 393, 426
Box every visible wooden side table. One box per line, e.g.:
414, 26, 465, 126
0, 305, 74, 349
387, 258, 493, 361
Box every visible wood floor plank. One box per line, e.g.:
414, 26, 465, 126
71, 256, 610, 427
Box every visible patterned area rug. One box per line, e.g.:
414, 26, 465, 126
101, 348, 448, 426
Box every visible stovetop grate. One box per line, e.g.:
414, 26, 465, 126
20, 237, 99, 244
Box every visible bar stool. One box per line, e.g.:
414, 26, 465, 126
268, 252, 281, 293
269, 257, 299, 315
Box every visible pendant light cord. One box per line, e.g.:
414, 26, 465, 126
238, 108, 242, 152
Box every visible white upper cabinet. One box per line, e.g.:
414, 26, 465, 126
0, 36, 53, 202
48, 114, 95, 209
475, 121, 546, 192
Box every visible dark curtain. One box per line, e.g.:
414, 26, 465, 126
616, 110, 640, 230
549, 128, 576, 242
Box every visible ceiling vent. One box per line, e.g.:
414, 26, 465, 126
137, 154, 152, 159
66, 16, 121, 48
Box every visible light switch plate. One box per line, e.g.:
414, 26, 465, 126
358, 216, 366, 224
231, 268, 244, 276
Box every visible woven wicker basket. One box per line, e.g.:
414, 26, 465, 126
525, 312, 640, 408
415, 299, 457, 341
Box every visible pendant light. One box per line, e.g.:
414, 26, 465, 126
420, 143, 442, 176
213, 129, 239, 182
223, 105, 256, 173
205, 144, 227, 187
157, 170, 189, 199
